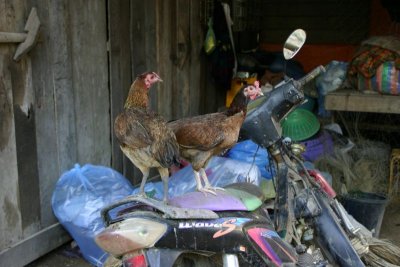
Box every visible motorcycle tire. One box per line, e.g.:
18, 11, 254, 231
172, 253, 222, 267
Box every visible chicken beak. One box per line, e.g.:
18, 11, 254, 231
152, 72, 163, 83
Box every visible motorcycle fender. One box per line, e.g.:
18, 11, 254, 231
313, 191, 365, 267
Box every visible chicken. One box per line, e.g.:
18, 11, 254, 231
114, 72, 180, 202
244, 80, 263, 99
168, 83, 262, 194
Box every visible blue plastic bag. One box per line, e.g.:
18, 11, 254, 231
52, 164, 134, 266
133, 156, 262, 200
226, 139, 275, 179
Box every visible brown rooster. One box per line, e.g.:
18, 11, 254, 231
168, 82, 262, 194
114, 72, 180, 202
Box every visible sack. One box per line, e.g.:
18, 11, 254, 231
52, 164, 133, 266
356, 61, 400, 95
346, 36, 400, 95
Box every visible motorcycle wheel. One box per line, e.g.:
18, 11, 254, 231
102, 255, 122, 267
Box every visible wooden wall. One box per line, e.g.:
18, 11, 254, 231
0, 1, 110, 266
109, 0, 211, 184
1, 0, 214, 265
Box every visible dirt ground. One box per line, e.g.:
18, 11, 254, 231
27, 197, 400, 267
26, 242, 91, 267
379, 196, 400, 246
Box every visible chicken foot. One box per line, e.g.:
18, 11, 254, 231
193, 168, 225, 195
200, 168, 225, 192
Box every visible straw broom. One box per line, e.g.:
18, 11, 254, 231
344, 205, 400, 267
352, 236, 400, 267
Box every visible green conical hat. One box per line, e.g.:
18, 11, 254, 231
282, 109, 320, 141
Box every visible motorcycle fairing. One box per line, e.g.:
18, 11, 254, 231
154, 215, 297, 266
246, 226, 298, 267
241, 79, 304, 148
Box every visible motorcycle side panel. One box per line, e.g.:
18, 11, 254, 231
156, 217, 252, 252
154, 216, 298, 267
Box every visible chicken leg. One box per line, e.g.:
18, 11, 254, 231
158, 167, 170, 203
136, 168, 169, 203
137, 169, 149, 198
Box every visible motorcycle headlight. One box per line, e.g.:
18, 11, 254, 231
95, 217, 167, 256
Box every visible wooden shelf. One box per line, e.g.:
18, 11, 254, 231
325, 89, 400, 114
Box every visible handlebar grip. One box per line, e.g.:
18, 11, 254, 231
298, 65, 325, 86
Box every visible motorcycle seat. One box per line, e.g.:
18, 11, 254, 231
169, 183, 265, 212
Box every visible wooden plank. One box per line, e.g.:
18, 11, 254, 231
29, 0, 61, 228
128, 0, 160, 184
128, 0, 149, 183
47, 0, 77, 172
0, 0, 38, 249
157, 0, 174, 120
69, 0, 110, 166
188, 0, 203, 116
108, 0, 132, 173
13, 103, 41, 233
0, 54, 23, 252
174, 0, 191, 118
7, 38, 41, 236
325, 89, 400, 114
143, 0, 158, 112
0, 223, 70, 267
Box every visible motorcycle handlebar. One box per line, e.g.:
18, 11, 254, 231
298, 65, 325, 87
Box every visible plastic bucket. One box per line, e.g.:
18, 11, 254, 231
342, 192, 388, 237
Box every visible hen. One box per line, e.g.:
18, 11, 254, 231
114, 72, 180, 202
168, 82, 262, 194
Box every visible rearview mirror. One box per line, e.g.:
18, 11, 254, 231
283, 29, 306, 60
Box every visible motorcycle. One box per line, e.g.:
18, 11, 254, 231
95, 29, 365, 267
